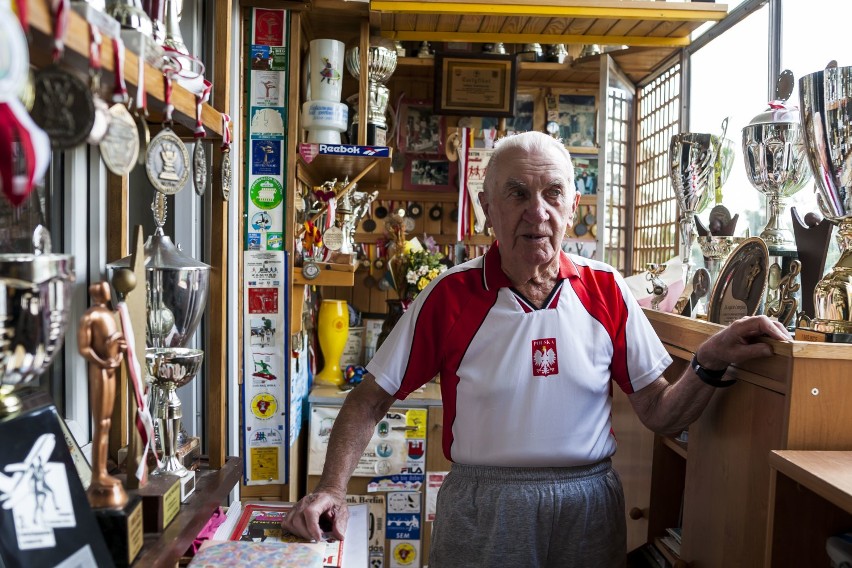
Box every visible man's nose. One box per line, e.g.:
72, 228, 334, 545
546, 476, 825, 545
523, 194, 548, 222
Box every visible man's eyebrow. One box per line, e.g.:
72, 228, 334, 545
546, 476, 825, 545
502, 178, 528, 191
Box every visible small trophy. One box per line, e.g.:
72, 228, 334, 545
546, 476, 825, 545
345, 37, 398, 146
645, 263, 668, 311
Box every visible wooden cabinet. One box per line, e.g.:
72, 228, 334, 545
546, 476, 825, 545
644, 309, 852, 567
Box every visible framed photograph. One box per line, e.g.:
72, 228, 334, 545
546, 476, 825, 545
434, 52, 517, 117
404, 156, 456, 191
400, 100, 444, 155
462, 89, 544, 147
572, 154, 599, 195
553, 92, 597, 152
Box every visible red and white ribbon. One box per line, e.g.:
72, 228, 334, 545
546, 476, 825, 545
50, 0, 69, 61
0, 101, 37, 206
163, 65, 175, 123
116, 302, 162, 478
111, 37, 128, 103
15, 0, 28, 35
221, 113, 231, 151
194, 80, 212, 138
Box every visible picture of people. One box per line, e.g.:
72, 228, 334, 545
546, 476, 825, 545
405, 158, 453, 191
557, 94, 596, 149
401, 102, 443, 154
572, 155, 598, 195
481, 92, 536, 139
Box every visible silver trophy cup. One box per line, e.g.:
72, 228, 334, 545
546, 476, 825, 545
345, 37, 398, 145
799, 66, 852, 334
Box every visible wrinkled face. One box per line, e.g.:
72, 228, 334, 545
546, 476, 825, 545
480, 144, 579, 271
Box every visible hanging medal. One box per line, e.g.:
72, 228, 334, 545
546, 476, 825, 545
0, 1, 50, 206
133, 45, 150, 167
301, 221, 322, 280
146, 64, 190, 195
85, 24, 111, 145
100, 36, 139, 175
192, 80, 212, 196
220, 113, 232, 201
31, 0, 95, 150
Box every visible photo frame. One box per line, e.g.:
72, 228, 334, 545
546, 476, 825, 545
400, 100, 444, 155
552, 92, 597, 152
571, 154, 599, 196
462, 89, 543, 147
434, 52, 517, 117
404, 156, 456, 191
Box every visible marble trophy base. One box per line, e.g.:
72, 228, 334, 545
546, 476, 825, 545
93, 494, 144, 568
178, 469, 196, 502
136, 473, 181, 533
350, 120, 387, 146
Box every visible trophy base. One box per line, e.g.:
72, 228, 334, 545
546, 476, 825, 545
350, 121, 387, 146
179, 469, 196, 502
137, 473, 181, 532
0, 392, 113, 566
794, 326, 852, 343
93, 494, 144, 568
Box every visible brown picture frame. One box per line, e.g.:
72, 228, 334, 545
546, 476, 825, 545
434, 52, 517, 118
550, 91, 598, 153
403, 156, 456, 191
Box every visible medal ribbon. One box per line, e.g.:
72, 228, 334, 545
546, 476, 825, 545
135, 44, 147, 115
0, 100, 38, 206
111, 37, 128, 103
302, 221, 321, 257
221, 113, 231, 151
15, 0, 28, 35
163, 65, 175, 124
88, 23, 102, 92
116, 302, 162, 478
50, 0, 69, 62
194, 80, 212, 138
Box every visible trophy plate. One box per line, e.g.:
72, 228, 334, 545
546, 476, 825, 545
706, 237, 770, 326
100, 104, 140, 177
323, 227, 344, 251
31, 66, 95, 150
193, 141, 207, 196
146, 128, 190, 195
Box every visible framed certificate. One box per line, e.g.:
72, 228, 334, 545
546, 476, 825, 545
434, 53, 517, 117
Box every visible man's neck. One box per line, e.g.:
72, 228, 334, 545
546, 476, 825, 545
503, 258, 561, 307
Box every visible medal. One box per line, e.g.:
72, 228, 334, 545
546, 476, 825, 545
146, 66, 190, 195
220, 114, 232, 200
322, 226, 344, 251
85, 25, 111, 146
192, 81, 212, 196
31, 66, 94, 150
100, 37, 139, 175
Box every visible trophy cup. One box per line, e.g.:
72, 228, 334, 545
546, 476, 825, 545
107, 195, 209, 507
669, 132, 716, 297
799, 65, 852, 337
742, 74, 812, 252
345, 37, 398, 146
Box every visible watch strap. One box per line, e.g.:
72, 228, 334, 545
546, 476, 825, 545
691, 354, 736, 388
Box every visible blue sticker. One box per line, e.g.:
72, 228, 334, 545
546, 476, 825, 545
250, 45, 272, 70
386, 513, 421, 540
252, 139, 282, 175
247, 233, 262, 249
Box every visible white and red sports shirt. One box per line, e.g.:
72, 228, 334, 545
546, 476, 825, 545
367, 244, 672, 467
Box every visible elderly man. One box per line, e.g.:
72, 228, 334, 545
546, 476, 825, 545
283, 131, 789, 567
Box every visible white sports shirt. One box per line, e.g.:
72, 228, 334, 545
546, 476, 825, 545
367, 244, 672, 467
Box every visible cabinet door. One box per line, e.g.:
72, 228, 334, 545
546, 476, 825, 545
680, 380, 785, 567
611, 387, 655, 551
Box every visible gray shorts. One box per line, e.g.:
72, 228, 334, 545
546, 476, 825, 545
429, 459, 626, 568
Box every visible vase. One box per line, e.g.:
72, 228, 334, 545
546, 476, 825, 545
376, 299, 406, 352
315, 299, 349, 386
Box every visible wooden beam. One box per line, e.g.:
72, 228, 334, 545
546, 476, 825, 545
357, 20, 369, 146
106, 173, 129, 462
381, 30, 691, 47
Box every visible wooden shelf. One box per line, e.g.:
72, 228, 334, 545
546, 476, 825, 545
769, 451, 852, 516
654, 536, 683, 567
27, 0, 223, 137
294, 265, 356, 286
297, 154, 393, 191
134, 456, 241, 567
354, 233, 492, 246
662, 436, 688, 460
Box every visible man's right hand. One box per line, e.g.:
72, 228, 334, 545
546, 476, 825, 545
281, 490, 349, 542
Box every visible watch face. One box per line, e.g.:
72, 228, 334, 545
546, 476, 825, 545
302, 262, 320, 280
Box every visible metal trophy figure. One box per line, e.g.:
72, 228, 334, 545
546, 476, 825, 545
0, 227, 75, 417
345, 36, 398, 146
78, 282, 129, 510
742, 70, 812, 252
107, 195, 210, 480
645, 263, 668, 311
669, 131, 716, 294
799, 65, 852, 335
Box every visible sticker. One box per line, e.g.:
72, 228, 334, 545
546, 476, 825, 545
251, 210, 273, 231
405, 409, 427, 439
425, 472, 447, 522
250, 44, 273, 70
251, 392, 278, 419
270, 46, 288, 71
407, 440, 424, 461
367, 474, 423, 493
250, 447, 280, 481
249, 428, 283, 446
250, 352, 277, 382
386, 513, 420, 540
391, 540, 419, 568
250, 107, 286, 139
266, 232, 283, 250
247, 233, 261, 249
253, 71, 285, 107
253, 10, 285, 46
248, 288, 279, 314
251, 139, 282, 176
250, 317, 277, 347
249, 176, 284, 210
376, 442, 393, 458
532, 337, 559, 377
387, 491, 420, 513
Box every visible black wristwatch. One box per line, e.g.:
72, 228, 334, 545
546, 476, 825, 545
690, 354, 736, 388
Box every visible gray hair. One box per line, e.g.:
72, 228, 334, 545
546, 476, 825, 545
482, 131, 575, 195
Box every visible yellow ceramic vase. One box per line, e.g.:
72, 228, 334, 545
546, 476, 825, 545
315, 300, 349, 386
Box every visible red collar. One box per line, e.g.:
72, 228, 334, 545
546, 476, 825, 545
482, 242, 579, 291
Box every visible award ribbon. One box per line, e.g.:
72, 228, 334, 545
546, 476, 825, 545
194, 80, 212, 139
116, 302, 162, 478
111, 36, 128, 104
15, 0, 27, 34
163, 63, 176, 124
50, 0, 69, 61
221, 113, 232, 151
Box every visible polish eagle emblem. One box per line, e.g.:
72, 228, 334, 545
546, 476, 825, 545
531, 338, 558, 377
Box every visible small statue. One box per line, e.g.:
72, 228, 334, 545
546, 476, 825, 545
78, 282, 128, 510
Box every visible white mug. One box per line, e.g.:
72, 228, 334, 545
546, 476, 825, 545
309, 39, 345, 102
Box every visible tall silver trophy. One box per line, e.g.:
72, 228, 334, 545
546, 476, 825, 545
108, 195, 209, 487
0, 231, 75, 416
670, 132, 716, 295
742, 71, 812, 252
799, 65, 852, 335
345, 37, 398, 146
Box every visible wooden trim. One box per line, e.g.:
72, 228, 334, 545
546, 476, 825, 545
357, 20, 369, 146
106, 173, 129, 461
206, 0, 234, 470
768, 451, 852, 516
381, 31, 691, 48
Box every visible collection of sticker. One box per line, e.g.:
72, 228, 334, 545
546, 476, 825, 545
241, 8, 293, 486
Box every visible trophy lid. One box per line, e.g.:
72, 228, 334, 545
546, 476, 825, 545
747, 101, 800, 125
107, 227, 210, 272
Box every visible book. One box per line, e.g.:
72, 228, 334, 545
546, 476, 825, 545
229, 503, 344, 568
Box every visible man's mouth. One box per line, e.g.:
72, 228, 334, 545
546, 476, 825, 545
522, 233, 548, 241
